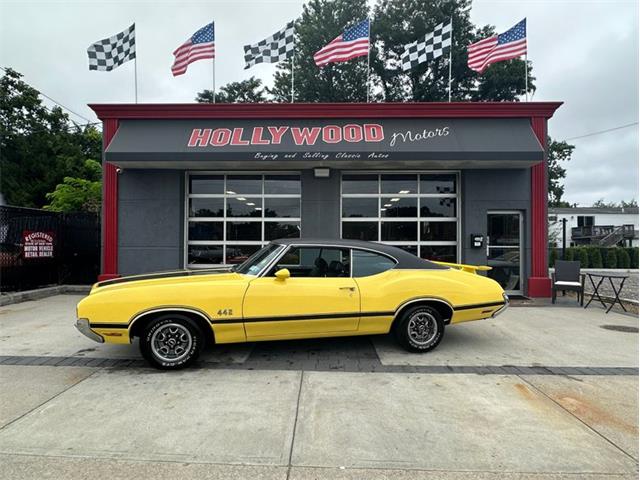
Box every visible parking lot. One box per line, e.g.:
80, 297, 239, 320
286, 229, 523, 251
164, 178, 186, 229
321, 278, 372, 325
0, 295, 638, 479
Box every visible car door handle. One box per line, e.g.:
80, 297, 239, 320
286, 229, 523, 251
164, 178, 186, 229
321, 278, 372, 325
339, 286, 356, 291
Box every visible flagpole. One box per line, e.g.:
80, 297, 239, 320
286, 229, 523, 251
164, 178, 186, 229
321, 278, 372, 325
291, 52, 295, 103
524, 53, 528, 102
211, 20, 216, 104
134, 56, 138, 104
447, 19, 453, 102
366, 20, 371, 103
212, 57, 216, 103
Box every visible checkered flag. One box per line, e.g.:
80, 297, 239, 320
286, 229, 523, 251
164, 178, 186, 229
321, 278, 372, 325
401, 20, 452, 71
88, 24, 136, 71
244, 21, 295, 69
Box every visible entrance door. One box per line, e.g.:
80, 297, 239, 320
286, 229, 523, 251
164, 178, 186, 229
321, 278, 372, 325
243, 246, 360, 339
487, 212, 523, 295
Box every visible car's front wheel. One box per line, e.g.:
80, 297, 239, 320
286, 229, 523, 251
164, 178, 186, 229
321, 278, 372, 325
394, 305, 445, 353
140, 314, 203, 369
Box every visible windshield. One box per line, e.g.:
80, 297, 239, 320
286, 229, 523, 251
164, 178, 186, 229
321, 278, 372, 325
234, 243, 283, 276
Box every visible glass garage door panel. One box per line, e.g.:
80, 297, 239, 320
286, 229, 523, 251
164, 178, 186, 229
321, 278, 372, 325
187, 174, 301, 267
487, 212, 523, 294
342, 198, 378, 218
189, 198, 224, 217
342, 174, 378, 194
342, 222, 377, 241
188, 245, 223, 265
189, 175, 224, 194
381, 197, 417, 217
341, 173, 459, 261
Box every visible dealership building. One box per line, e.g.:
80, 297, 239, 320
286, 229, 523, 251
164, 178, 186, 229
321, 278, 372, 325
90, 102, 561, 297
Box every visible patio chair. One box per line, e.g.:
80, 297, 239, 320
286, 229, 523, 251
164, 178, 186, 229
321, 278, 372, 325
552, 260, 585, 306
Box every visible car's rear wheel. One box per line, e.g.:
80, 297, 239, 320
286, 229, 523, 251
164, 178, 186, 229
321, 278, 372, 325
394, 305, 445, 353
140, 314, 203, 370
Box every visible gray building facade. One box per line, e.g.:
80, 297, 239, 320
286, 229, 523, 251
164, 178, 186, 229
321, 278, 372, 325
91, 102, 562, 297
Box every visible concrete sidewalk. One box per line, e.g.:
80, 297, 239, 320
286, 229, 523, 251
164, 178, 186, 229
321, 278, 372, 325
0, 295, 637, 479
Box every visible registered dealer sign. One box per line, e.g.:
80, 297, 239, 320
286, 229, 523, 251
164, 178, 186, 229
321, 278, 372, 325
22, 230, 55, 259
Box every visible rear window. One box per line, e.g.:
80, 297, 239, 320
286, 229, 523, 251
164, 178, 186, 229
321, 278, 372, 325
352, 250, 396, 277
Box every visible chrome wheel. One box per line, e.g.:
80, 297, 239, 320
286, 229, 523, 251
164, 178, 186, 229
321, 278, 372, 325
407, 311, 438, 346
150, 323, 193, 363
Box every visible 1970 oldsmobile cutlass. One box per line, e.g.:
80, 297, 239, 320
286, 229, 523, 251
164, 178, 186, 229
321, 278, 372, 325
76, 239, 508, 369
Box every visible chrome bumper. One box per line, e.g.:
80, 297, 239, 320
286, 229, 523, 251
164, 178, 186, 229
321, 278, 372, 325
492, 294, 509, 318
75, 318, 104, 343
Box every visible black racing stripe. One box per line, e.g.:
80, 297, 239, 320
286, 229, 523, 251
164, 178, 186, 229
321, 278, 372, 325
96, 267, 232, 288
210, 311, 394, 325
92, 312, 396, 328
361, 311, 395, 318
90, 323, 129, 329
453, 301, 505, 311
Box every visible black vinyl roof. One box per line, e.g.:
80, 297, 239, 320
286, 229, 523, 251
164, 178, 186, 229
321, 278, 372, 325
272, 238, 449, 270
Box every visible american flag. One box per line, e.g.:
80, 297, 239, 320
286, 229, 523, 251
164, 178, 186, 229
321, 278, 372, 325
468, 19, 527, 73
172, 22, 215, 76
314, 19, 369, 67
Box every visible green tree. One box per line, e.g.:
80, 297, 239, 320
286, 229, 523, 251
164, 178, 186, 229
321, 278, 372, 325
606, 249, 618, 269
592, 198, 638, 208
271, 0, 370, 102
627, 247, 638, 268
616, 247, 630, 269
547, 138, 574, 207
44, 160, 102, 213
587, 247, 603, 269
372, 1, 534, 102
577, 248, 589, 268
0, 68, 101, 207
269, 0, 535, 102
196, 77, 268, 103
565, 248, 574, 262
592, 199, 617, 208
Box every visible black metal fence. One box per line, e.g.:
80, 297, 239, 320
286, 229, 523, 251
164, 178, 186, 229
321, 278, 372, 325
0, 206, 100, 292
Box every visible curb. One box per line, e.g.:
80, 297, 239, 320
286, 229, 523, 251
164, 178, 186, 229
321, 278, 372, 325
0, 285, 91, 306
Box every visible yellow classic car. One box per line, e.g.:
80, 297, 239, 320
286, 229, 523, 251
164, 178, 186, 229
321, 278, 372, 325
76, 239, 508, 369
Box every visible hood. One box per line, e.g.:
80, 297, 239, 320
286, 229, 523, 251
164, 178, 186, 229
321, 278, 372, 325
93, 266, 233, 289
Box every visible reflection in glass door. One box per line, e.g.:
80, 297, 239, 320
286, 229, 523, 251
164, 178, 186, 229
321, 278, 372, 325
487, 212, 523, 295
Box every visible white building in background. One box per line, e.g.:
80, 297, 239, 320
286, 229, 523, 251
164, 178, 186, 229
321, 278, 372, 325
549, 207, 639, 248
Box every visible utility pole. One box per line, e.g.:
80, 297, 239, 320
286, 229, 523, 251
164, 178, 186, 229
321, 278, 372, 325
561, 218, 567, 260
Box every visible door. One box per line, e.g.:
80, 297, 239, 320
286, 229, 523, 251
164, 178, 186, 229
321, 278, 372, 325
243, 246, 360, 339
487, 212, 523, 295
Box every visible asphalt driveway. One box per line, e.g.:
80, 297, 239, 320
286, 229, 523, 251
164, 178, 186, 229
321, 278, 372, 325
0, 295, 638, 479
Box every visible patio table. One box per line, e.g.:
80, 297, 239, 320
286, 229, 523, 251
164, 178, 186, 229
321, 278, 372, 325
583, 272, 628, 314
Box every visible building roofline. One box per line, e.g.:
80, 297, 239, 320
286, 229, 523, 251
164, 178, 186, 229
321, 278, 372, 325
89, 101, 563, 121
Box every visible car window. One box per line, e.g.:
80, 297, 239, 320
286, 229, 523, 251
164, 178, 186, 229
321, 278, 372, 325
234, 244, 282, 275
352, 250, 396, 277
270, 247, 350, 278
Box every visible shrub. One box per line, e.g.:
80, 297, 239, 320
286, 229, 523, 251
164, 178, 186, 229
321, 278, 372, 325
606, 249, 618, 269
549, 248, 558, 267
617, 247, 631, 269
577, 248, 589, 268
565, 248, 574, 262
626, 247, 639, 269
588, 247, 603, 269
600, 248, 609, 265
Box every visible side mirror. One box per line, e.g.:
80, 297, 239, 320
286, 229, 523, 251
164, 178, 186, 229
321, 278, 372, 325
275, 268, 291, 281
